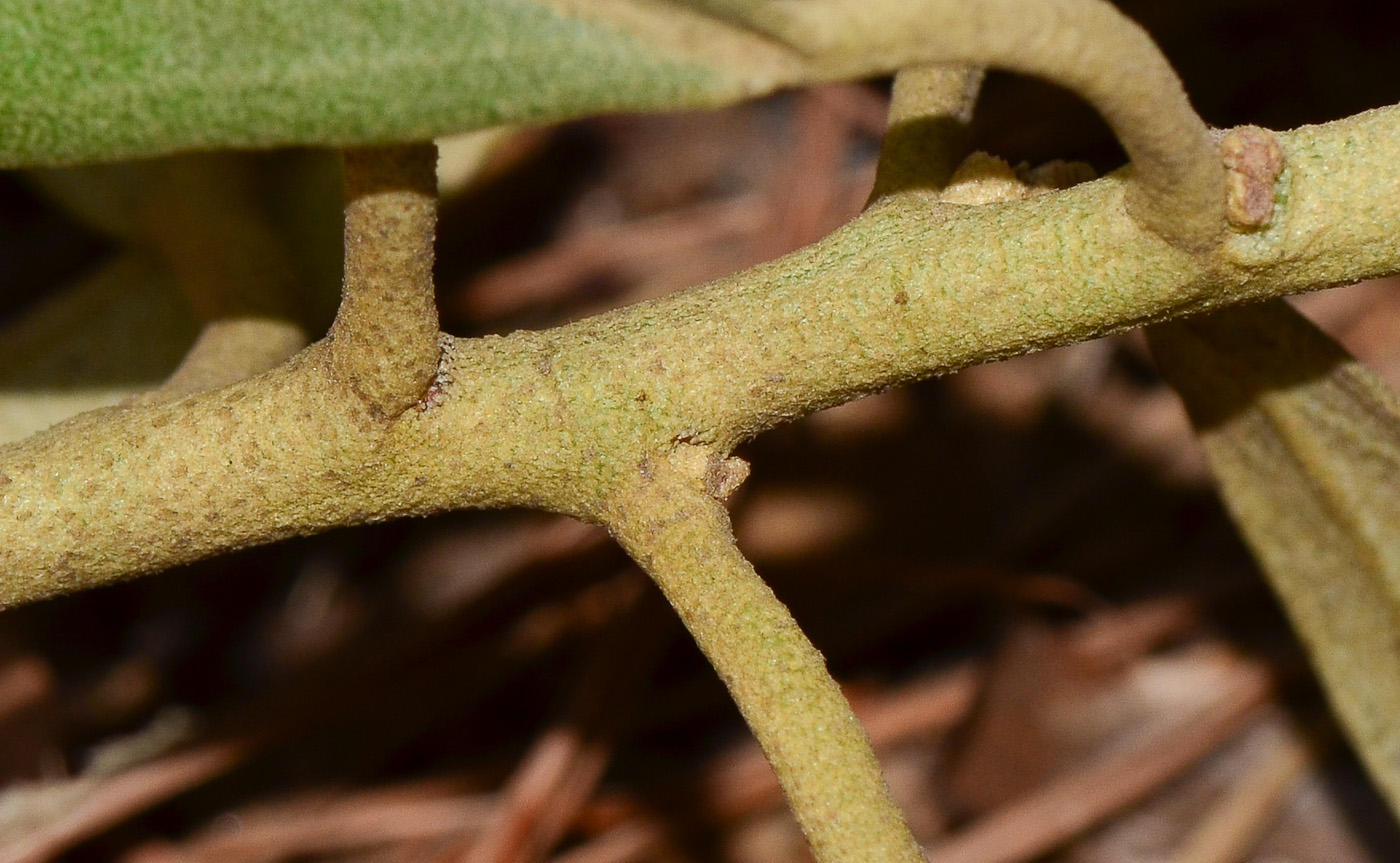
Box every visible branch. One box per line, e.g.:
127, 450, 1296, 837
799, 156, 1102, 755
0, 0, 1228, 220
701, 0, 1224, 248
605, 445, 923, 863
3, 108, 1400, 604
587, 67, 985, 863
330, 143, 442, 419
867, 64, 984, 206
133, 153, 311, 403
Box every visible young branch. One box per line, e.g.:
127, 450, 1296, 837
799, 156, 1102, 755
330, 143, 442, 419
135, 153, 311, 402
867, 64, 984, 206
717, 0, 1224, 249
605, 446, 923, 863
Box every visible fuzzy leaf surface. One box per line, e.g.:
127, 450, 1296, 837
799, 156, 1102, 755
1149, 300, 1400, 812
0, 0, 810, 167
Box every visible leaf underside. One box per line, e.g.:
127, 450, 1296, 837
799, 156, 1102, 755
1149, 299, 1400, 812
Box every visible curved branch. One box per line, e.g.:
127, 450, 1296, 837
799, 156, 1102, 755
5, 1, 1221, 249
604, 446, 923, 863
329, 143, 442, 419
721, 0, 1223, 249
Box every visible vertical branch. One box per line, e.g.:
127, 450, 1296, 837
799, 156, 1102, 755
720, 0, 1226, 249
607, 449, 924, 863
868, 64, 984, 205
330, 142, 442, 419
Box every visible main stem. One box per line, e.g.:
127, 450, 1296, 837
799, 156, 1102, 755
5, 108, 1400, 602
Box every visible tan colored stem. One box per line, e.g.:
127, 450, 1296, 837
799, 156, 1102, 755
134, 153, 312, 402
330, 143, 441, 419
731, 0, 1224, 248
2, 107, 1398, 603
605, 448, 923, 863
139, 318, 310, 404
868, 64, 984, 205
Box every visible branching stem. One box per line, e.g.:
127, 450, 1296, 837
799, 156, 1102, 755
606, 447, 924, 863
2, 107, 1397, 603
868, 64, 984, 205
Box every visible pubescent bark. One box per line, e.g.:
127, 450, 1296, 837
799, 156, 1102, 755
3, 107, 1399, 605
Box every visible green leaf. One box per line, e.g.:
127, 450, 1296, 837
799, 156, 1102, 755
1148, 299, 1400, 813
0, 0, 809, 167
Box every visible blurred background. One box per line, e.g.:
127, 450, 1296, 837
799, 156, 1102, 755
3, 1, 1400, 861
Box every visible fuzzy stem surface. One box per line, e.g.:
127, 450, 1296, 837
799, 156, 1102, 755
331, 142, 442, 419
2, 109, 1399, 603
606, 449, 923, 863
868, 64, 984, 206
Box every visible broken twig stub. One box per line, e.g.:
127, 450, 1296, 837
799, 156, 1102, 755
1220, 126, 1285, 229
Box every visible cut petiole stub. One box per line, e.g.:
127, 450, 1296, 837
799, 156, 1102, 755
330, 142, 443, 420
